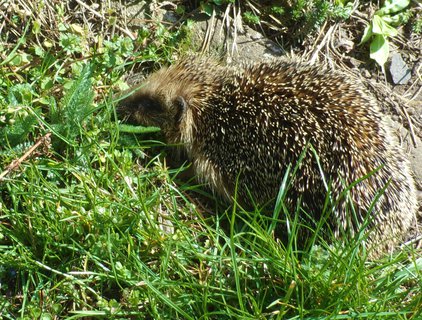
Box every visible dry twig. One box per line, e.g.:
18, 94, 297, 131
0, 133, 52, 182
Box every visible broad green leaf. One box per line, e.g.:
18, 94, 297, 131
70, 23, 84, 35
370, 34, 389, 66
360, 23, 373, 44
380, 20, 398, 37
376, 0, 410, 16
8, 52, 32, 67
34, 45, 45, 57
382, 11, 410, 26
41, 77, 53, 90
175, 5, 186, 15
372, 15, 398, 37
201, 3, 213, 16
32, 19, 41, 34
372, 15, 384, 34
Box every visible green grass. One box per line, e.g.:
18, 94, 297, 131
1, 151, 421, 318
1, 1, 421, 319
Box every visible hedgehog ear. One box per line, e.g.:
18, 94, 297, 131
174, 96, 187, 122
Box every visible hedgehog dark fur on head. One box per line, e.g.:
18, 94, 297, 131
119, 57, 418, 258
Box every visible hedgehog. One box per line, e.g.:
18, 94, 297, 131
118, 57, 418, 258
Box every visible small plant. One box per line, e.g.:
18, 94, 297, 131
412, 15, 422, 34
360, 0, 411, 69
243, 11, 260, 25
197, 0, 353, 43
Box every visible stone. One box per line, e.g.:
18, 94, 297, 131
389, 53, 411, 85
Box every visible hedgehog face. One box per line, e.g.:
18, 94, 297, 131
118, 88, 187, 140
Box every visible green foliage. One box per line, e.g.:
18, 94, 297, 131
0, 2, 191, 156
243, 11, 261, 25
1, 155, 421, 318
412, 15, 422, 34
52, 63, 94, 141
270, 1, 352, 40
198, 0, 352, 37
280, 0, 353, 29
360, 0, 411, 68
0, 84, 38, 147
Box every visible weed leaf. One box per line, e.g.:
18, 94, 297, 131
376, 0, 410, 16
360, 23, 373, 44
53, 63, 94, 145
370, 34, 389, 66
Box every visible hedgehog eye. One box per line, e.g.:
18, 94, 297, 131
174, 96, 187, 122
